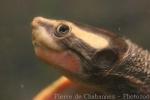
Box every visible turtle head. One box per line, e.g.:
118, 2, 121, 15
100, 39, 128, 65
31, 17, 127, 83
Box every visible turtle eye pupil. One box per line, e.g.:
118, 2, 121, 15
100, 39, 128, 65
59, 25, 69, 33
55, 24, 70, 37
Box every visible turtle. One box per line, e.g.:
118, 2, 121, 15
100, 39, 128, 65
31, 17, 150, 100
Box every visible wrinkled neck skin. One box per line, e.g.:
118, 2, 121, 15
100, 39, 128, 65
70, 39, 150, 96
113, 40, 150, 84
109, 40, 150, 94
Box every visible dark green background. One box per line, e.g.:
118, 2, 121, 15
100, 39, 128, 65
0, 0, 150, 100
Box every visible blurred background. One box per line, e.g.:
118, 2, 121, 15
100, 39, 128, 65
0, 0, 150, 100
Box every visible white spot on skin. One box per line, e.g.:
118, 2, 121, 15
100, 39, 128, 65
71, 24, 109, 49
20, 84, 24, 89
118, 27, 121, 31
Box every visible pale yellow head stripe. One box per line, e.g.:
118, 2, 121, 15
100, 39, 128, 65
33, 17, 109, 50
71, 23, 109, 49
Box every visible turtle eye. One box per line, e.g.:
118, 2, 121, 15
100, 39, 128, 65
55, 24, 70, 37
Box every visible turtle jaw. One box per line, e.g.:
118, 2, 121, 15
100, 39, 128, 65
34, 45, 81, 75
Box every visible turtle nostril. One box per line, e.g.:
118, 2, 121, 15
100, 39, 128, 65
31, 17, 54, 35
31, 17, 44, 28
